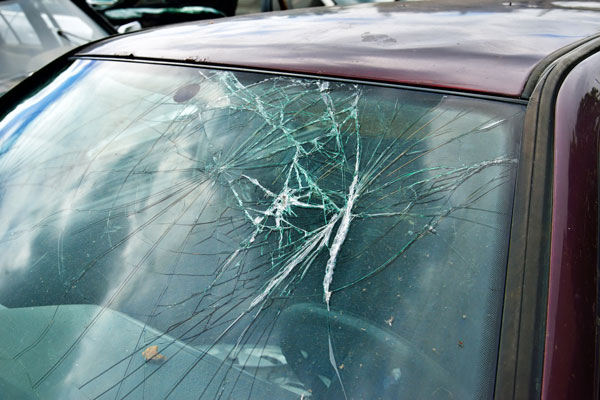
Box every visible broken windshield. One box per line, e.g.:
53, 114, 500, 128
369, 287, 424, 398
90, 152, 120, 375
0, 59, 524, 399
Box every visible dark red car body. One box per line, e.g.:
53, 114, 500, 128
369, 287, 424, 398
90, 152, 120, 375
2, 1, 600, 398
79, 0, 600, 97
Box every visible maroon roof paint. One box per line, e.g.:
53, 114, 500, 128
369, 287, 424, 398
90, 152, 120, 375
545, 51, 600, 399
77, 1, 600, 97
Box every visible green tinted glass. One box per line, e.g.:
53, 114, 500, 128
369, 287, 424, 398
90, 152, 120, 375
0, 59, 524, 399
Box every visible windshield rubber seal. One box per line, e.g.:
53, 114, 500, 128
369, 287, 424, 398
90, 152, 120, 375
522, 32, 600, 100
495, 36, 600, 400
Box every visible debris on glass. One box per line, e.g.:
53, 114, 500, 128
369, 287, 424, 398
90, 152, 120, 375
142, 345, 167, 362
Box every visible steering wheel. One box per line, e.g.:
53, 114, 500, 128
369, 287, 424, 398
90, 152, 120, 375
279, 303, 462, 399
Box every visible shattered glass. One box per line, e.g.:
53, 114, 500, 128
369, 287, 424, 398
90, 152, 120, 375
0, 59, 524, 399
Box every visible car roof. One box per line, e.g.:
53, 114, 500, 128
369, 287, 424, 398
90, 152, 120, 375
77, 0, 600, 98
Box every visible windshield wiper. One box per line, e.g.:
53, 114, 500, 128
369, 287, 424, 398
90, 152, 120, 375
55, 28, 87, 44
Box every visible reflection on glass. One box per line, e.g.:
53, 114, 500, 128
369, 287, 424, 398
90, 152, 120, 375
0, 0, 107, 94
0, 59, 524, 399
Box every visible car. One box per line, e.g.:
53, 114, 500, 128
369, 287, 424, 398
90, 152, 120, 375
0, 1, 599, 399
261, 0, 393, 12
87, 0, 238, 28
0, 0, 115, 95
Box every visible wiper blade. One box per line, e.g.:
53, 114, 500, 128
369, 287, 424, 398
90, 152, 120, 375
56, 29, 87, 44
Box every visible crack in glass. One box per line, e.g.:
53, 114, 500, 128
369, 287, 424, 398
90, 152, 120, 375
0, 60, 524, 400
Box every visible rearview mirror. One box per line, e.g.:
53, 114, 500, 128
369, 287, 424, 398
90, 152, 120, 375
117, 20, 142, 33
